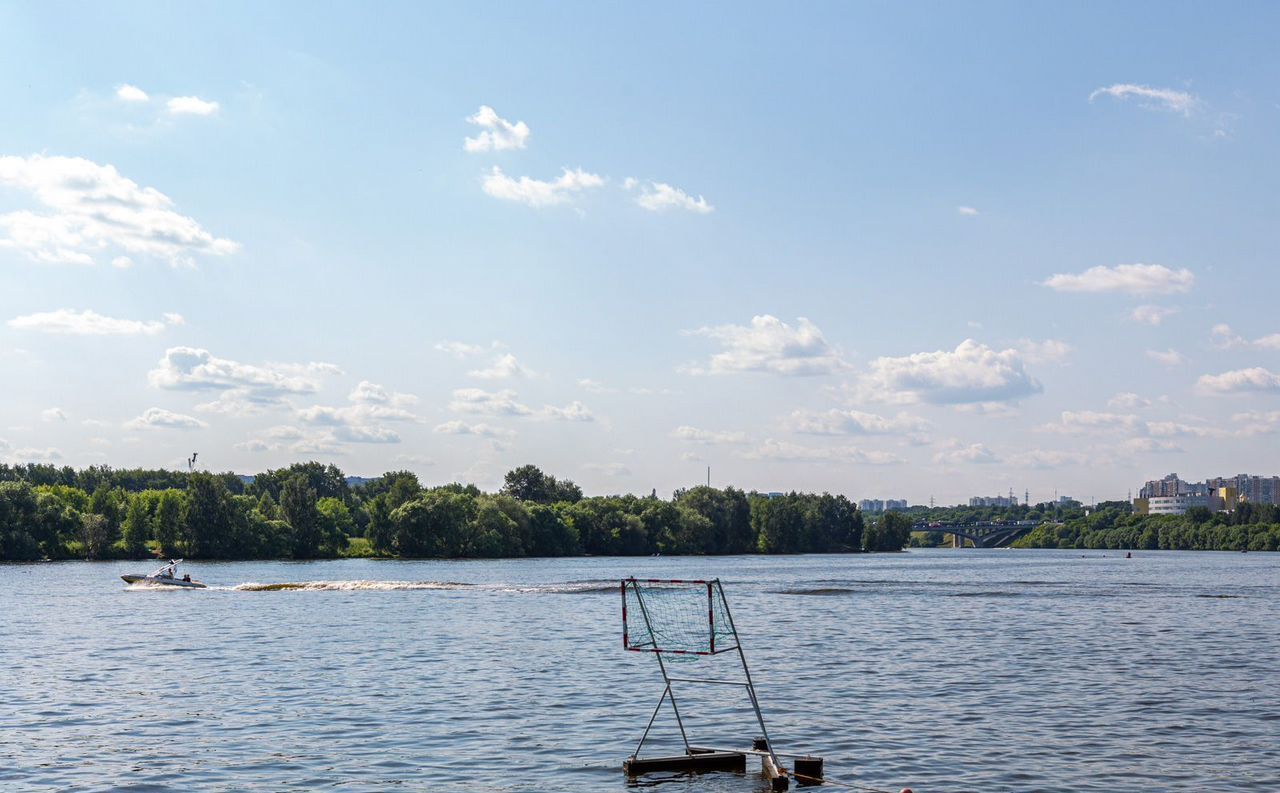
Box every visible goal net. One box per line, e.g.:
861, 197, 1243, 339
622, 578, 737, 656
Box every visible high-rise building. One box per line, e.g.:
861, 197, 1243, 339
969, 495, 1018, 508
1204, 474, 1280, 506
1138, 473, 1208, 499
885, 499, 908, 511
858, 499, 885, 513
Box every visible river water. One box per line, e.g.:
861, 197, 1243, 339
1, 550, 1277, 792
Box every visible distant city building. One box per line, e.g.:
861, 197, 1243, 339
1205, 474, 1280, 506
1138, 473, 1208, 499
765, 491, 784, 499
1136, 472, 1278, 513
859, 498, 907, 513
969, 495, 1018, 508
1147, 494, 1210, 515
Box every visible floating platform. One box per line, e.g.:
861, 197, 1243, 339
624, 748, 747, 775
624, 744, 824, 790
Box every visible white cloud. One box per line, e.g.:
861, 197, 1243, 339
577, 378, 615, 394
434, 340, 489, 358
8, 308, 183, 335
1007, 449, 1090, 469
1130, 305, 1179, 326
543, 401, 595, 422
40, 407, 66, 422
627, 180, 714, 214
1119, 437, 1185, 455
1146, 348, 1187, 367
860, 339, 1041, 405
116, 84, 149, 103
1211, 323, 1280, 351
481, 166, 604, 207
684, 315, 849, 376
740, 439, 903, 465
1043, 263, 1194, 295
464, 106, 531, 153
448, 388, 533, 416
584, 462, 632, 477
0, 154, 239, 266
347, 380, 418, 407
1040, 410, 1142, 435
1108, 392, 1151, 410
295, 403, 419, 427
1197, 367, 1280, 395
671, 425, 748, 445
1015, 338, 1072, 364
2, 445, 63, 462
784, 409, 929, 436
111, 256, 134, 269
957, 206, 979, 216
166, 96, 220, 116
124, 407, 207, 431
433, 420, 514, 438
149, 347, 338, 409
1089, 84, 1198, 115
468, 353, 531, 379
1231, 411, 1280, 436
932, 441, 1000, 465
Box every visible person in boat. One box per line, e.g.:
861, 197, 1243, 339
183, 574, 191, 582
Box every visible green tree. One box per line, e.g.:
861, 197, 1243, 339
121, 495, 151, 558
154, 490, 184, 557
184, 473, 232, 557
281, 475, 323, 558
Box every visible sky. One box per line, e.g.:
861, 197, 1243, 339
1, 1, 1279, 504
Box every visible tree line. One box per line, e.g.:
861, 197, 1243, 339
1009, 501, 1280, 552
0, 462, 912, 561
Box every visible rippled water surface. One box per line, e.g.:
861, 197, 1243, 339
2, 550, 1277, 792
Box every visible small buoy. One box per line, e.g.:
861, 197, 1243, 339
900, 788, 914, 793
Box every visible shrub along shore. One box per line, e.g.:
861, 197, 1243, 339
0, 462, 912, 561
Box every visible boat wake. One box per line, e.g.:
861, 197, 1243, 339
233, 580, 474, 592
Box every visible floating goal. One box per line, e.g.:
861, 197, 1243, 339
619, 577, 822, 791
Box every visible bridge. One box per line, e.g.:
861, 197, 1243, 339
914, 520, 1039, 549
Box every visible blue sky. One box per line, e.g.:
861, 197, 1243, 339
2, 1, 1278, 503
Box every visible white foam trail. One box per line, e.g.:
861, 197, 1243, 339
232, 580, 473, 592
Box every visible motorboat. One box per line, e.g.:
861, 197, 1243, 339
121, 559, 207, 589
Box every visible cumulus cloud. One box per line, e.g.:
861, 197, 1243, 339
348, 380, 418, 407
932, 441, 1000, 465
671, 425, 749, 445
1040, 410, 1142, 435
464, 106, 531, 153
957, 206, 979, 216
1197, 367, 1280, 395
433, 420, 514, 438
124, 407, 208, 430
0, 154, 239, 266
1043, 263, 1194, 295
1007, 449, 1090, 469
1014, 339, 1072, 364
1, 444, 63, 462
468, 353, 532, 379
8, 308, 183, 335
149, 347, 338, 411
448, 388, 533, 416
740, 439, 902, 465
1211, 323, 1280, 351
116, 84, 149, 103
1130, 305, 1179, 326
625, 179, 714, 214
859, 339, 1041, 405
1146, 348, 1187, 367
1089, 84, 1198, 115
784, 409, 929, 436
684, 315, 849, 376
435, 340, 490, 358
543, 401, 595, 422
577, 378, 614, 394
584, 462, 632, 477
166, 96, 220, 116
481, 166, 603, 207
1108, 392, 1151, 409
41, 407, 66, 422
